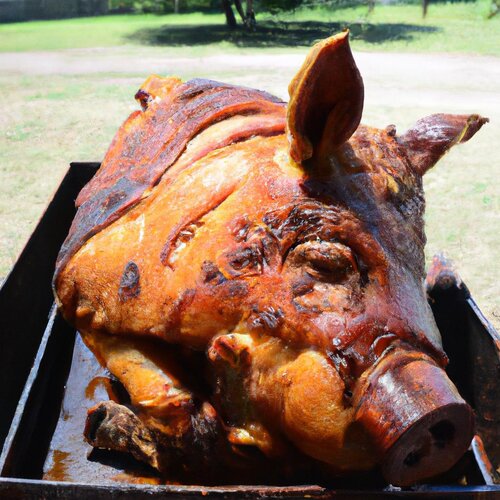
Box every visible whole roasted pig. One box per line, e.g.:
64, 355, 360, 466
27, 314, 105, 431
53, 32, 487, 486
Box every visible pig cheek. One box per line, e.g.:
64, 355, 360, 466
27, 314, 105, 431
281, 352, 350, 454
279, 352, 375, 469
175, 278, 250, 348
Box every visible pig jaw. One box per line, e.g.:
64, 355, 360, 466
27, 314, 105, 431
353, 348, 474, 486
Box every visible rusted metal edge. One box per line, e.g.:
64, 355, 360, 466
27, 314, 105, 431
1, 476, 499, 498
426, 252, 500, 488
471, 435, 499, 486
426, 252, 499, 356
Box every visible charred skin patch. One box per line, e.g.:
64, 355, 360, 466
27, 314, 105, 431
230, 216, 251, 242
217, 223, 281, 280
223, 244, 263, 278
200, 261, 249, 303
224, 281, 250, 300
118, 261, 141, 302
263, 200, 346, 258
249, 305, 284, 332
291, 276, 315, 297
201, 261, 226, 285
200, 262, 249, 299
135, 89, 152, 111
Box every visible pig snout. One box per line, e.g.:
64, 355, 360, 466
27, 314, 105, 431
353, 348, 474, 486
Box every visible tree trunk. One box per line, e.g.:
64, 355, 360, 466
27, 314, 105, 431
422, 0, 429, 17
222, 0, 237, 27
368, 0, 375, 14
246, 0, 256, 29
234, 0, 246, 23
174, 0, 179, 14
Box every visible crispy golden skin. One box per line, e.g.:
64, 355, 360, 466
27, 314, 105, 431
54, 32, 487, 485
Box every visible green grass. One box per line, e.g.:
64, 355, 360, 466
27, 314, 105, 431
0, 13, 219, 52
0, 3, 499, 54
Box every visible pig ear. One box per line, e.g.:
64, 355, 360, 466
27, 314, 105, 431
287, 31, 364, 164
398, 114, 488, 176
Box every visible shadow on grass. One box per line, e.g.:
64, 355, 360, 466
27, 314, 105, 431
128, 20, 440, 48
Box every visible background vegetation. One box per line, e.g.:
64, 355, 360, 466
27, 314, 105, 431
0, 2, 499, 54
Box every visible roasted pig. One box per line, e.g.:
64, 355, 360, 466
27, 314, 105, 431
53, 32, 488, 486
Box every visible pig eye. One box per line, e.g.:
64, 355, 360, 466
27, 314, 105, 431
287, 241, 357, 282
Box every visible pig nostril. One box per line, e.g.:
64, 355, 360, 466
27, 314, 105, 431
403, 449, 423, 467
402, 420, 456, 467
429, 420, 455, 448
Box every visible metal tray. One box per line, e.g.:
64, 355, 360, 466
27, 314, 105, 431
0, 163, 499, 498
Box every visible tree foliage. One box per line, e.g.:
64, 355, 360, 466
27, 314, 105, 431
126, 0, 219, 14
259, 0, 304, 15
121, 0, 306, 19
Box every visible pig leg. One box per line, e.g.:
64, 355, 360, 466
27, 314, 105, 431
85, 400, 162, 470
81, 331, 219, 473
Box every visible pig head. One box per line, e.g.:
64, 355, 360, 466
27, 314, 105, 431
54, 32, 487, 486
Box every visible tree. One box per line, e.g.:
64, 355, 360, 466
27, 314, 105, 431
222, 0, 256, 28
422, 0, 429, 18
222, 0, 301, 28
222, 0, 238, 27
488, 0, 499, 18
259, 0, 303, 14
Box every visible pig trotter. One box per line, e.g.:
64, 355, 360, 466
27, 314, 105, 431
85, 401, 161, 470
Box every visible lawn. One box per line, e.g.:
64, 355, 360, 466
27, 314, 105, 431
0, 2, 499, 54
0, 3, 498, 328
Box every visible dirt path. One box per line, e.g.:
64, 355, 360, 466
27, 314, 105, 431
1, 47, 498, 328
2, 47, 500, 112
